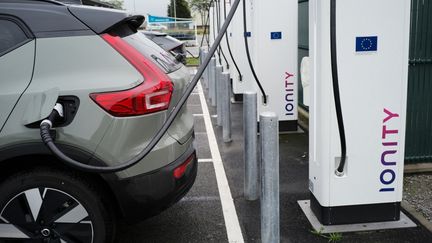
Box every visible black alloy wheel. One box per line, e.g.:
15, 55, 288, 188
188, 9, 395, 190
0, 168, 115, 243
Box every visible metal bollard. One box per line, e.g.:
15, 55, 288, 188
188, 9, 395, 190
244, 92, 259, 201
199, 48, 203, 65
222, 72, 232, 143
216, 65, 223, 125
260, 112, 280, 243
209, 58, 216, 105
202, 50, 209, 89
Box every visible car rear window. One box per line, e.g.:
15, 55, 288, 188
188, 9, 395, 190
123, 33, 182, 74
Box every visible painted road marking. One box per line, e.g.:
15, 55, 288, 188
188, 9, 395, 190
182, 196, 220, 202
198, 158, 213, 163
197, 82, 244, 243
193, 114, 204, 117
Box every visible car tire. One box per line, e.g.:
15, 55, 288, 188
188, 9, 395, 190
0, 167, 116, 243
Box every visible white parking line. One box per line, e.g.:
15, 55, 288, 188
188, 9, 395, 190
182, 196, 220, 202
197, 82, 244, 243
193, 114, 204, 117
198, 158, 213, 163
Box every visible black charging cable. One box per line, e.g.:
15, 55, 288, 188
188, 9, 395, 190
40, 0, 242, 173
330, 0, 347, 176
223, 0, 242, 81
215, 0, 229, 68
242, 0, 267, 104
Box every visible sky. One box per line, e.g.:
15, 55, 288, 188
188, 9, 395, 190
123, 0, 171, 17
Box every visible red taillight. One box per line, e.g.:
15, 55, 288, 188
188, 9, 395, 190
90, 34, 173, 117
173, 153, 195, 179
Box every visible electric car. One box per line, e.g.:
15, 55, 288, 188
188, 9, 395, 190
0, 1, 197, 242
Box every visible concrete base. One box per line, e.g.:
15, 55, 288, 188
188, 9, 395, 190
298, 200, 417, 233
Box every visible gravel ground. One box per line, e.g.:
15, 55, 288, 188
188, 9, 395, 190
404, 173, 432, 222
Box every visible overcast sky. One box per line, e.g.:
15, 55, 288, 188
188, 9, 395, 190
123, 0, 170, 17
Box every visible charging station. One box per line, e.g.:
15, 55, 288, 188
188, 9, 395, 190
307, 0, 412, 226
230, 0, 256, 97
209, 3, 215, 47
250, 0, 298, 131
217, 0, 233, 71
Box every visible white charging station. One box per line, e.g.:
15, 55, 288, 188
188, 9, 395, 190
308, 0, 411, 225
209, 4, 215, 47
218, 0, 232, 71
251, 0, 299, 131
230, 0, 256, 97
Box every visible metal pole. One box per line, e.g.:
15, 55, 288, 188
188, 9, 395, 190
194, 22, 198, 46
173, 0, 177, 21
222, 72, 232, 143
216, 65, 223, 126
244, 92, 258, 201
209, 57, 216, 105
199, 48, 203, 65
260, 112, 279, 243
201, 49, 207, 88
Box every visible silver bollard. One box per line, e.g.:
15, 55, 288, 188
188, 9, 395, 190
199, 48, 203, 65
216, 65, 223, 125
260, 112, 279, 243
222, 72, 232, 143
209, 58, 216, 105
244, 92, 259, 201
202, 50, 209, 89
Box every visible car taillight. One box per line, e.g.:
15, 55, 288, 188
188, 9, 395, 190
90, 33, 173, 117
173, 153, 195, 179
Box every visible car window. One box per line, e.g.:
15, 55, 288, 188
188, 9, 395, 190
123, 33, 182, 74
0, 20, 30, 57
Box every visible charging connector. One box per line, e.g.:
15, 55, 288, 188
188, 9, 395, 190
40, 103, 64, 144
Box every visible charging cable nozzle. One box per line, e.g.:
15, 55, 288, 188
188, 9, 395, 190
40, 103, 64, 144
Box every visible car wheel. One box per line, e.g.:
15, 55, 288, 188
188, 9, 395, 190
0, 168, 115, 243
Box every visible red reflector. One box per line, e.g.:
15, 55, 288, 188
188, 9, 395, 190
174, 153, 195, 179
90, 34, 173, 117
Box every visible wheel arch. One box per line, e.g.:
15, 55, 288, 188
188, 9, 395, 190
0, 145, 123, 219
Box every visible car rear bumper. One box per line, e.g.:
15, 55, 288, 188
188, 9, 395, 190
107, 142, 197, 221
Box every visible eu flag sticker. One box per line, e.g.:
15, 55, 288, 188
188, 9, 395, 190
271, 32, 282, 40
356, 36, 378, 52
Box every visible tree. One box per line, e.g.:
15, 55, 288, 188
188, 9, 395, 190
167, 0, 192, 19
188, 0, 210, 26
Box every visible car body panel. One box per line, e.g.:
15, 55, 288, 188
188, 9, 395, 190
0, 35, 140, 155
0, 35, 194, 180
0, 41, 35, 131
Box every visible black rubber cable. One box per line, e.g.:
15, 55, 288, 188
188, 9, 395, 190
215, 0, 229, 68
40, 0, 242, 173
242, 0, 267, 104
223, 0, 242, 81
330, 0, 347, 175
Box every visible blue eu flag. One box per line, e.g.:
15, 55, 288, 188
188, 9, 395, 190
356, 36, 378, 52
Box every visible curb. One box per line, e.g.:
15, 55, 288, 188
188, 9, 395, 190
402, 201, 432, 233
